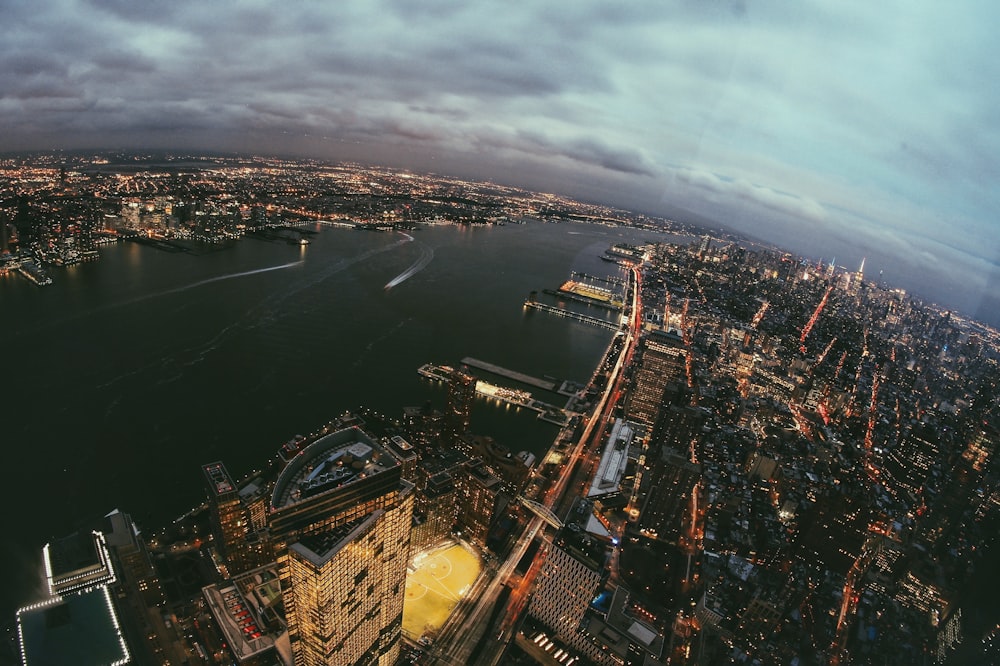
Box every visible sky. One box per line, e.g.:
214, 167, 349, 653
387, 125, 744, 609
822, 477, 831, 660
3, 0, 999, 323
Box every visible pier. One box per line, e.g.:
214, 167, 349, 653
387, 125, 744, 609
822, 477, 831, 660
523, 300, 619, 331
17, 261, 52, 286
544, 287, 622, 312
417, 363, 573, 426
572, 271, 625, 288
460, 357, 556, 391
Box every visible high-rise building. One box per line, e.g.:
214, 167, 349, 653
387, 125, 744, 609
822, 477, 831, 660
203, 461, 252, 576
636, 448, 700, 544
626, 330, 687, 426
455, 458, 501, 546
412, 471, 458, 550
444, 370, 476, 447
268, 427, 413, 666
528, 531, 609, 664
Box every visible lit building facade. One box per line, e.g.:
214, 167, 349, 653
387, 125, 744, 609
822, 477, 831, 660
626, 331, 687, 426
412, 471, 457, 550
203, 461, 252, 575
455, 458, 501, 546
528, 535, 609, 665
444, 370, 476, 447
268, 427, 414, 666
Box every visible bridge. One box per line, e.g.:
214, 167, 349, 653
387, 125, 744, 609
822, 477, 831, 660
517, 497, 563, 530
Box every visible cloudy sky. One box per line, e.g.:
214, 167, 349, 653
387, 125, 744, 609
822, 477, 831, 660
3, 1, 998, 321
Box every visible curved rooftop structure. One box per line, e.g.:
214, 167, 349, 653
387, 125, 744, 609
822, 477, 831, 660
270, 427, 398, 513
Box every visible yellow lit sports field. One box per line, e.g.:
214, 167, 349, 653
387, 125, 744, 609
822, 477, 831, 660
402, 542, 481, 640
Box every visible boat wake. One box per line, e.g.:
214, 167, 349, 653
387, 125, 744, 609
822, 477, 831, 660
384, 240, 434, 290
153, 260, 304, 299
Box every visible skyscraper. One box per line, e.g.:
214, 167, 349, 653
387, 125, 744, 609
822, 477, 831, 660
528, 531, 608, 664
203, 461, 252, 576
625, 330, 687, 426
444, 370, 476, 447
268, 427, 413, 666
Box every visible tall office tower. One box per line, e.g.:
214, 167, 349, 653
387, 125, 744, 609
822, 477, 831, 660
104, 509, 164, 608
456, 458, 501, 546
203, 461, 252, 576
0, 215, 9, 253
412, 471, 458, 550
268, 427, 413, 666
962, 424, 997, 473
444, 370, 476, 447
626, 330, 687, 426
528, 531, 609, 664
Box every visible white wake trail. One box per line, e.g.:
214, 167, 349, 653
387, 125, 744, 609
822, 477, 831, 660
155, 260, 304, 297
384, 242, 434, 290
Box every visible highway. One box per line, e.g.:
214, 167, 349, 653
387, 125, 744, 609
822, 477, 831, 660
425, 263, 642, 664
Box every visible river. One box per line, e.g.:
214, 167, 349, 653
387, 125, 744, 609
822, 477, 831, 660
0, 219, 689, 618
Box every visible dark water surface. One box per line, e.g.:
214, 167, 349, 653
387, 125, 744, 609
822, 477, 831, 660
0, 220, 686, 617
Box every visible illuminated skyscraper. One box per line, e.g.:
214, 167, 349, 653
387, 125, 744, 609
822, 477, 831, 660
528, 531, 609, 664
203, 461, 252, 575
444, 370, 476, 447
268, 427, 413, 666
626, 330, 687, 426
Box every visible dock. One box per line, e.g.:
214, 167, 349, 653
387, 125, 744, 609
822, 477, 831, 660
544, 287, 622, 312
460, 357, 556, 391
418, 363, 573, 426
572, 271, 625, 288
523, 300, 619, 331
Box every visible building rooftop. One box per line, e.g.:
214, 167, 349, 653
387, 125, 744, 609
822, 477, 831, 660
202, 461, 236, 497
43, 531, 115, 597
17, 586, 131, 666
290, 512, 381, 566
587, 419, 635, 499
44, 531, 103, 581
202, 572, 278, 662
271, 427, 397, 511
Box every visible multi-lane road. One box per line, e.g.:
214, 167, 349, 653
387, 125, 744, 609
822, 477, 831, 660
425, 264, 642, 664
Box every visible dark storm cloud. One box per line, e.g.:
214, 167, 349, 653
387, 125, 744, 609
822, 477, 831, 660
2, 1, 998, 318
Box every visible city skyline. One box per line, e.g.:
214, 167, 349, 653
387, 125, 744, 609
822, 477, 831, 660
2, 1, 998, 321
3, 159, 998, 663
